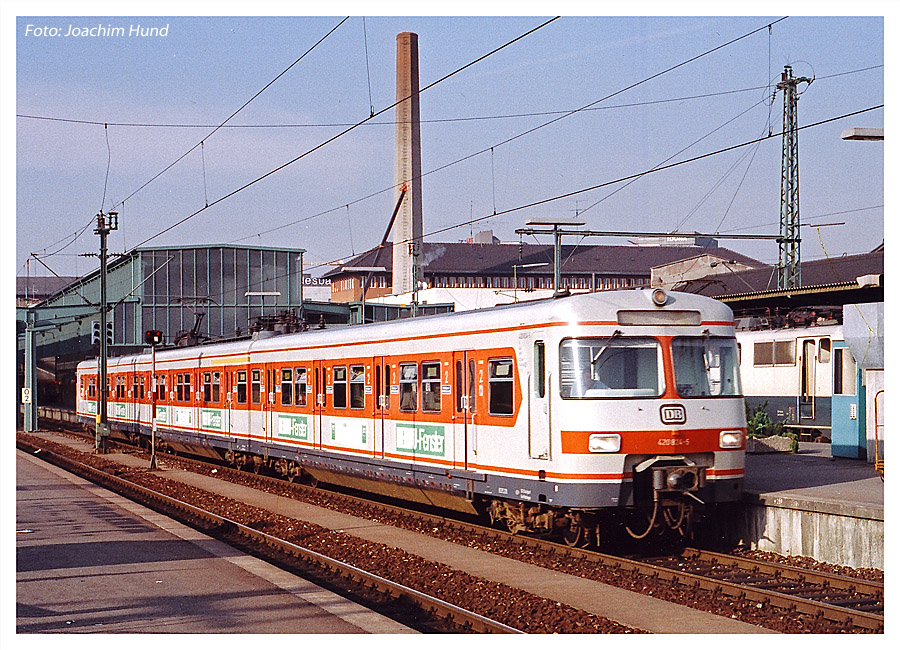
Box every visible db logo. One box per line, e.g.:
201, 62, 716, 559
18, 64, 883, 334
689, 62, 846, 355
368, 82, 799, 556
660, 404, 686, 425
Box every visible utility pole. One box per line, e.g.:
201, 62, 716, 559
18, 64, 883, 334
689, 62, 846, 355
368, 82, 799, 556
95, 210, 118, 453
776, 65, 812, 290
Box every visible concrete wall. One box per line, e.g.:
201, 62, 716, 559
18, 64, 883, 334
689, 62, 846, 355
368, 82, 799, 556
733, 497, 883, 570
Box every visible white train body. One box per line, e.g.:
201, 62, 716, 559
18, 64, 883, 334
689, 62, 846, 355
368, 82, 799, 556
77, 290, 746, 538
737, 323, 842, 435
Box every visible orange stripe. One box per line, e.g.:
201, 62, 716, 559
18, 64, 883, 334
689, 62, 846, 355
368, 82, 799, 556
97, 318, 735, 368
561, 428, 746, 454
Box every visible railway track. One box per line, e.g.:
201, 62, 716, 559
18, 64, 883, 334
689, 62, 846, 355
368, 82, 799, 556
16, 435, 521, 634
24, 419, 884, 633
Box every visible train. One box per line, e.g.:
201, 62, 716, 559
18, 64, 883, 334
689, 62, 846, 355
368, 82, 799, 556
736, 315, 848, 441
76, 288, 746, 545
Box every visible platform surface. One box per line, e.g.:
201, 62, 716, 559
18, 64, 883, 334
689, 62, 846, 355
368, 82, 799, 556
744, 442, 884, 518
15, 449, 413, 634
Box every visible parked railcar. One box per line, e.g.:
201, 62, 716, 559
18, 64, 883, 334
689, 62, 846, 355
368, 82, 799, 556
736, 323, 842, 440
77, 289, 746, 544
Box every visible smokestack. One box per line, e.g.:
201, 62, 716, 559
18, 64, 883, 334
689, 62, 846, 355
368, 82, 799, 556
392, 32, 424, 295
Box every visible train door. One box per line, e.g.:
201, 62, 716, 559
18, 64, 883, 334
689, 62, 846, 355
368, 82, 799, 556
234, 367, 251, 446
262, 363, 276, 448
312, 359, 326, 449
529, 340, 551, 460
224, 367, 233, 435
800, 338, 817, 420
372, 356, 389, 458
452, 351, 478, 469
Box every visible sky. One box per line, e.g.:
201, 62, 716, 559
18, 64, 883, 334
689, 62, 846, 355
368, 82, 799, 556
8, 4, 887, 283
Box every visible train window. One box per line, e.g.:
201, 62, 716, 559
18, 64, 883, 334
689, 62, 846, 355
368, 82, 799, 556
455, 361, 463, 412
834, 348, 858, 396
469, 360, 477, 414
139, 376, 145, 400
672, 337, 742, 397
251, 369, 261, 404
212, 372, 220, 402
422, 361, 441, 413
237, 370, 247, 404
399, 363, 418, 412
203, 372, 212, 402
156, 375, 166, 401
281, 369, 293, 405
176, 374, 185, 401
350, 365, 365, 409
488, 358, 514, 415
534, 341, 545, 398
753, 341, 773, 366
375, 365, 382, 408
133, 375, 140, 399
383, 365, 391, 410
294, 368, 307, 407
818, 339, 831, 364
333, 366, 348, 409
559, 337, 663, 398
775, 340, 795, 365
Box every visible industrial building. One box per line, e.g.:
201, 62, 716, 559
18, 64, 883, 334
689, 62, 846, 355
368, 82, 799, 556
16, 244, 346, 407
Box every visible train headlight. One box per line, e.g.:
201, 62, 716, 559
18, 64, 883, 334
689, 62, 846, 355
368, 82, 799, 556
588, 433, 621, 453
719, 429, 743, 449
651, 288, 668, 306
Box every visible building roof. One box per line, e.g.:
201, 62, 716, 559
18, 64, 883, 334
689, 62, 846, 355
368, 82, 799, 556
16, 276, 77, 298
678, 247, 884, 298
326, 241, 763, 278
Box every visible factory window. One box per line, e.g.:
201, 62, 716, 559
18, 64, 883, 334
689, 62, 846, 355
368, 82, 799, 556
236, 370, 247, 404
281, 369, 293, 406
399, 362, 418, 412
489, 359, 515, 415
251, 369, 261, 404
333, 366, 348, 409
294, 368, 307, 406
350, 365, 365, 409
421, 361, 441, 413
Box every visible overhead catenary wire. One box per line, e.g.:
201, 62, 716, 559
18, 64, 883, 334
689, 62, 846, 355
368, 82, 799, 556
231, 18, 793, 247
187, 103, 883, 307
130, 17, 561, 251
111, 16, 351, 213
19, 62, 880, 131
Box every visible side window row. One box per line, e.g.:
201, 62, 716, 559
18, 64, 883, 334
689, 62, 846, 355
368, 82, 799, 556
96, 356, 516, 416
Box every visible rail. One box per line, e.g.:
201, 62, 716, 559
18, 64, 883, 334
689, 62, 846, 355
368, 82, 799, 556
30, 409, 885, 633
15, 436, 522, 634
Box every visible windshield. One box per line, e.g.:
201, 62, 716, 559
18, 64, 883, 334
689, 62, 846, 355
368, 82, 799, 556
560, 337, 663, 398
672, 337, 742, 397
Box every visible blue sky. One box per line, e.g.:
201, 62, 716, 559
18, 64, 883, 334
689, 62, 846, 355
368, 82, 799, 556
9, 7, 886, 280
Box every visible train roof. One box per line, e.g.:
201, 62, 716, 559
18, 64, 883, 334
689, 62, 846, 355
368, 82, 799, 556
80, 289, 734, 369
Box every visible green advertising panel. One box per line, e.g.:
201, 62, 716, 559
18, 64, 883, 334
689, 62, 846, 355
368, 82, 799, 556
396, 423, 446, 457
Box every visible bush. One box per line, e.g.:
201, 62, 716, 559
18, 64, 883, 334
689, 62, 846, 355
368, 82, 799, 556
745, 402, 799, 452
745, 401, 786, 438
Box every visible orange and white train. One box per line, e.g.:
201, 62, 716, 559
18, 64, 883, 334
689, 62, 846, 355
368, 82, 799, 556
76, 288, 746, 544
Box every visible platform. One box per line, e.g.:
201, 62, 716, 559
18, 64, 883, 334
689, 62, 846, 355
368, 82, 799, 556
734, 442, 884, 569
15, 448, 414, 634
16, 431, 770, 633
